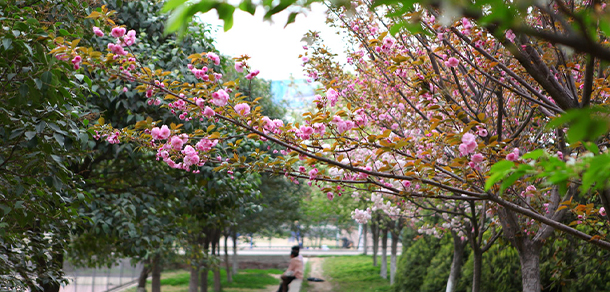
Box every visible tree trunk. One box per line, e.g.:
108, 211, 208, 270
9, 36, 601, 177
189, 265, 199, 292
41, 249, 63, 292
200, 266, 209, 292
213, 266, 222, 292
362, 223, 368, 255
371, 218, 379, 266
496, 206, 544, 292
232, 229, 239, 275
390, 227, 398, 285
519, 245, 542, 292
137, 261, 150, 292
224, 234, 233, 283
151, 255, 161, 292
472, 246, 482, 292
446, 232, 466, 292
212, 234, 222, 292
380, 227, 388, 279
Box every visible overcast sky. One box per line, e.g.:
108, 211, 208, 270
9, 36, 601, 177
200, 3, 346, 81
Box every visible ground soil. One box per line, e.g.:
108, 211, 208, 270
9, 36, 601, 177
303, 258, 332, 292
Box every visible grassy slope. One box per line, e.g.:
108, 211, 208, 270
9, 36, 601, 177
323, 255, 392, 292
124, 268, 283, 292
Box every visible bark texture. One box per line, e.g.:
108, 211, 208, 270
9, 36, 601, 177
380, 227, 388, 279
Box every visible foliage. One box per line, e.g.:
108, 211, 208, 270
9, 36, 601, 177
323, 256, 392, 292
392, 232, 444, 291
0, 0, 95, 289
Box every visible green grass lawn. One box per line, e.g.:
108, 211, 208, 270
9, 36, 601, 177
124, 268, 283, 292
323, 255, 392, 292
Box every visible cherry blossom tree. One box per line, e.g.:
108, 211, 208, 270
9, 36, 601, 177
53, 1, 610, 291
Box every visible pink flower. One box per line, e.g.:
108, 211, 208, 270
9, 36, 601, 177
203, 106, 215, 118
107, 43, 127, 55
122, 30, 136, 46
462, 18, 472, 30
170, 136, 184, 150
477, 127, 488, 137
445, 57, 459, 67
235, 61, 245, 73
245, 69, 260, 80
93, 26, 104, 37
151, 127, 161, 140
600, 207, 606, 216
182, 145, 197, 157
459, 133, 478, 155
299, 126, 314, 139
234, 103, 250, 116
151, 125, 171, 140
471, 153, 484, 164
462, 133, 476, 144
327, 192, 334, 201
211, 89, 230, 106
313, 123, 325, 135
327, 88, 339, 107
110, 27, 126, 38
308, 168, 318, 180
207, 52, 220, 65
196, 138, 218, 151
302, 57, 309, 62
195, 98, 205, 109
505, 30, 516, 43
183, 153, 200, 166
557, 151, 564, 160
506, 148, 520, 161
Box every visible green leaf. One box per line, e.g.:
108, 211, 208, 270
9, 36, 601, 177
41, 71, 53, 85
59, 29, 70, 36
239, 0, 256, 14
24, 131, 36, 140
19, 84, 28, 97
0, 204, 11, 215
54, 133, 65, 146
162, 0, 188, 12
285, 12, 298, 28
584, 142, 600, 154
2, 38, 11, 50
521, 149, 545, 160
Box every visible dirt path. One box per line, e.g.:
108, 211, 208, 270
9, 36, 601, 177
304, 258, 333, 292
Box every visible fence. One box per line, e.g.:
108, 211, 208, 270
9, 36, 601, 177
59, 258, 143, 292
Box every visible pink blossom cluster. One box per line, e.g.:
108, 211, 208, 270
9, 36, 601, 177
260, 116, 285, 134
235, 61, 245, 72
297, 125, 314, 140
207, 52, 220, 65
196, 138, 218, 151
326, 88, 339, 107
459, 133, 477, 156
331, 115, 355, 134
190, 66, 209, 80
71, 55, 82, 70
245, 69, 260, 80
106, 131, 120, 144
351, 208, 372, 224
211, 89, 230, 106
506, 148, 520, 161
151, 125, 171, 140
234, 103, 250, 116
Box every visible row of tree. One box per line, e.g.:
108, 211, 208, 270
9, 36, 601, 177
0, 0, 307, 291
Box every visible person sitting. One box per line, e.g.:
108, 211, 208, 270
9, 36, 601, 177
292, 245, 303, 264
277, 250, 303, 292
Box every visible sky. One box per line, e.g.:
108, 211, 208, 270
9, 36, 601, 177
199, 3, 346, 81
